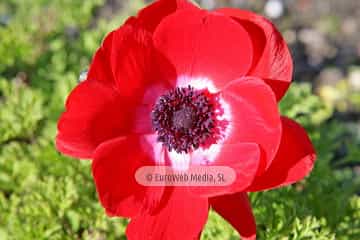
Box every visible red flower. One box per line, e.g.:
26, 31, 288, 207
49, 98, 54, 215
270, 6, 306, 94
56, 1, 316, 239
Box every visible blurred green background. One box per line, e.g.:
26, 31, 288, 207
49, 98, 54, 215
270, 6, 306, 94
0, 0, 359, 239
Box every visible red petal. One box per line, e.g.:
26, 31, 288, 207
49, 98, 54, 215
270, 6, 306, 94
136, 0, 199, 33
153, 9, 253, 89
110, 24, 175, 100
92, 136, 165, 217
57, 24, 175, 159
189, 143, 260, 197
210, 192, 256, 240
56, 80, 135, 159
247, 117, 316, 192
222, 77, 282, 172
216, 8, 293, 101
126, 187, 208, 240
86, 30, 116, 87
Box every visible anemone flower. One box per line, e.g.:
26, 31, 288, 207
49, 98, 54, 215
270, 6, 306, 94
56, 0, 316, 239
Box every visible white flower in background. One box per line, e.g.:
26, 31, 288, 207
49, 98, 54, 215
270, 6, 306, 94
265, 0, 284, 19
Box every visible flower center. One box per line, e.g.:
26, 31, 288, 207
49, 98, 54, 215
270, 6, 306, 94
172, 107, 194, 130
152, 86, 216, 153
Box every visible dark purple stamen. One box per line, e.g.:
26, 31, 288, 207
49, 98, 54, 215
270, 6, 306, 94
152, 86, 216, 153
172, 107, 194, 130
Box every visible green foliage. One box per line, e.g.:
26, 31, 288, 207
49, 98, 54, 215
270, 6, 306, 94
0, 0, 359, 239
0, 78, 43, 144
280, 83, 333, 127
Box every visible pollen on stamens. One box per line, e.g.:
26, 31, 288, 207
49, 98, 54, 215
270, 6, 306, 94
151, 85, 221, 154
